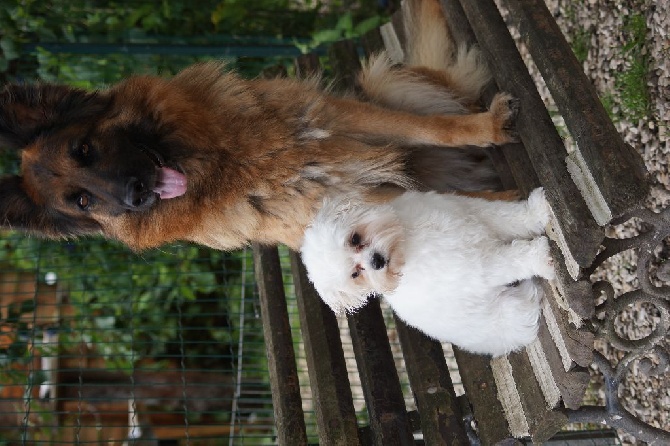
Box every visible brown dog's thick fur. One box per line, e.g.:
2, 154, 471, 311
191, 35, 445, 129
0, 0, 516, 251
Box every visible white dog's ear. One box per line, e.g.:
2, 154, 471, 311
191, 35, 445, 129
320, 194, 365, 220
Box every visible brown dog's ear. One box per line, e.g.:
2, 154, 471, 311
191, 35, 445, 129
0, 175, 101, 237
0, 83, 110, 149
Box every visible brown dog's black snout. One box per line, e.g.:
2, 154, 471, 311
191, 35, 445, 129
371, 252, 386, 270
125, 178, 155, 209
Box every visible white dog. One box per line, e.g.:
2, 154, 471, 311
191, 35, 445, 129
300, 188, 555, 357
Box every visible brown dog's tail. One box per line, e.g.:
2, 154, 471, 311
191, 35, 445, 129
358, 0, 503, 193
403, 0, 491, 103
358, 0, 491, 114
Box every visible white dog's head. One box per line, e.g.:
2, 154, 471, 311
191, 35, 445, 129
300, 196, 406, 314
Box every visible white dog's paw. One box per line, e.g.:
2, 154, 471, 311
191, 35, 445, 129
532, 235, 556, 280
526, 187, 551, 232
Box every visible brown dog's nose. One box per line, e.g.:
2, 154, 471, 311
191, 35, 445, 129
125, 178, 154, 208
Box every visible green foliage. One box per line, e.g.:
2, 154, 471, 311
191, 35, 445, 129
615, 57, 650, 122
34, 49, 207, 87
615, 13, 651, 122
595, 12, 651, 123
0, 298, 35, 379
296, 12, 384, 53
563, 2, 591, 65
1, 0, 387, 82
0, 232, 257, 371
563, 6, 650, 124
599, 92, 617, 121
570, 28, 591, 64
622, 13, 647, 53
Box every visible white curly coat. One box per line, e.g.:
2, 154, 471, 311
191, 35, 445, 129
300, 188, 555, 357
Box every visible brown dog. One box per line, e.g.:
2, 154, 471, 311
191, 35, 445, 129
0, 0, 516, 251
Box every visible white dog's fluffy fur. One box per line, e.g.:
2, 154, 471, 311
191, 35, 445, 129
300, 188, 555, 357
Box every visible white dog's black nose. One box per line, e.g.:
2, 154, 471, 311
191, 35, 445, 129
371, 252, 386, 270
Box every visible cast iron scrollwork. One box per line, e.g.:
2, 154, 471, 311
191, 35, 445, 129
566, 206, 670, 444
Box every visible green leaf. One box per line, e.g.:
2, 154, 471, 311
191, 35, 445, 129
354, 16, 383, 36
335, 12, 353, 32
311, 29, 343, 46
0, 37, 18, 61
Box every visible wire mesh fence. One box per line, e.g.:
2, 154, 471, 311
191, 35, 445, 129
1, 234, 458, 444
1, 239, 268, 444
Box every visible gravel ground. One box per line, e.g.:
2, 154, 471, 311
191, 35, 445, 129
525, 1, 669, 443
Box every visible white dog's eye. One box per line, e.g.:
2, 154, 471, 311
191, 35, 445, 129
350, 232, 362, 246
351, 271, 360, 279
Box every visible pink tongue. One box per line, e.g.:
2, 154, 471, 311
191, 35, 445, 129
154, 167, 187, 199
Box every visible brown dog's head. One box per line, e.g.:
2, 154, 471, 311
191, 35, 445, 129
0, 82, 188, 239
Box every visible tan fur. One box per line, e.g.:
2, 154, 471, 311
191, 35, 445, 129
102, 65, 516, 250
0, 0, 517, 251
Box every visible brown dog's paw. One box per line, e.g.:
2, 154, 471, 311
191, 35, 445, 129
489, 92, 520, 145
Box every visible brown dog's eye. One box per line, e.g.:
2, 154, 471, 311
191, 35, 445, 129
77, 193, 91, 210
350, 232, 362, 246
73, 142, 93, 164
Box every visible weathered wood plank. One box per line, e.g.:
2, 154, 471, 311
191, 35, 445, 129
328, 40, 363, 94
453, 348, 515, 445
294, 52, 321, 79
328, 39, 415, 446
395, 319, 470, 445
292, 54, 362, 445
443, 0, 604, 270
505, 351, 568, 443
536, 316, 591, 410
543, 285, 595, 370
252, 244, 308, 446
347, 300, 414, 446
290, 251, 362, 446
501, 0, 649, 225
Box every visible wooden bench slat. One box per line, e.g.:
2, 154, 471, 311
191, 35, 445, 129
536, 244, 594, 399
501, 0, 649, 225
290, 252, 362, 446
494, 351, 568, 443
543, 286, 595, 370
395, 320, 470, 445
443, 0, 604, 270
347, 301, 415, 445
252, 244, 308, 445
295, 52, 322, 79
435, 2, 601, 442
291, 54, 363, 446
327, 39, 415, 446
359, 23, 474, 445
453, 349, 515, 445
536, 316, 591, 410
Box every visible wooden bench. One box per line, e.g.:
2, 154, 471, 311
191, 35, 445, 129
251, 0, 662, 444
